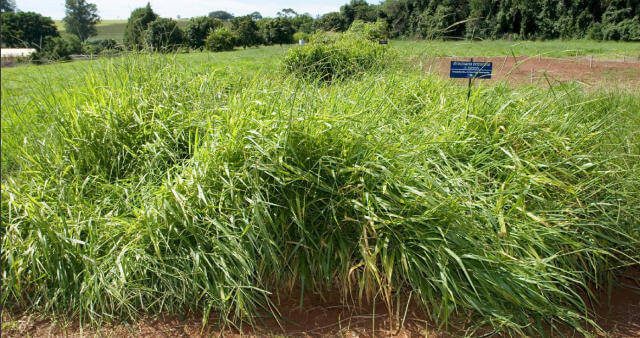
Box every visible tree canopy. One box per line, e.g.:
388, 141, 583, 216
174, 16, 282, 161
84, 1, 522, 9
262, 17, 295, 45
123, 2, 158, 49
379, 0, 640, 41
231, 16, 262, 48
209, 10, 234, 21
145, 18, 184, 51
1, 11, 59, 48
63, 0, 101, 41
185, 16, 223, 49
0, 0, 16, 13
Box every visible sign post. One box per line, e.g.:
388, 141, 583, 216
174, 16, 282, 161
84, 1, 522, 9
449, 59, 493, 101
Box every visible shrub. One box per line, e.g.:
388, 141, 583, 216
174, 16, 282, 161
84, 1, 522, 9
293, 31, 309, 42
601, 18, 640, 41
231, 15, 262, 48
32, 33, 82, 62
82, 38, 122, 55
123, 3, 158, 50
283, 32, 390, 82
185, 16, 223, 49
205, 27, 236, 52
347, 19, 388, 41
145, 18, 184, 52
587, 23, 604, 40
316, 11, 347, 32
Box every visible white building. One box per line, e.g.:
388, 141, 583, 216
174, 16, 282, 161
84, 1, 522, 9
1, 48, 37, 58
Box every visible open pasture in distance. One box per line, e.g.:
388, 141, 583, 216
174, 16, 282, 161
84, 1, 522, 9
55, 19, 190, 41
395, 39, 640, 59
2, 41, 640, 337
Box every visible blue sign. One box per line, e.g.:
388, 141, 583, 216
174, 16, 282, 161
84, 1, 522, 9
450, 61, 493, 79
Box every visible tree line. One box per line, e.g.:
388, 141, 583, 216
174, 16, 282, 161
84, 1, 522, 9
121, 4, 316, 52
377, 0, 640, 40
1, 0, 639, 62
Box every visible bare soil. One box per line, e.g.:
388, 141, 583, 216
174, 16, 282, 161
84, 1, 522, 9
3, 270, 639, 337
419, 56, 640, 88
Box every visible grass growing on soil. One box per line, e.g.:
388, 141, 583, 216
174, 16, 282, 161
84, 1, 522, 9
2, 45, 640, 336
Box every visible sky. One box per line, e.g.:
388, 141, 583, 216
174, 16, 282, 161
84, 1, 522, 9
15, 0, 350, 20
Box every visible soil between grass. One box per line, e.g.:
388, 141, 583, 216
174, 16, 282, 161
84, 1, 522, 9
419, 56, 640, 88
3, 270, 639, 337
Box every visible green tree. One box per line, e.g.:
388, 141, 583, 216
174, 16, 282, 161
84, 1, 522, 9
208, 10, 234, 21
231, 16, 262, 48
185, 16, 222, 49
1, 0, 16, 13
124, 2, 158, 50
317, 12, 348, 31
340, 0, 378, 25
277, 8, 297, 18
205, 27, 236, 51
0, 11, 58, 48
63, 0, 100, 41
263, 17, 295, 45
145, 18, 184, 51
291, 13, 315, 33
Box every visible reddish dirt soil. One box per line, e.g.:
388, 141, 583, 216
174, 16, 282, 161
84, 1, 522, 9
419, 56, 640, 88
3, 271, 639, 337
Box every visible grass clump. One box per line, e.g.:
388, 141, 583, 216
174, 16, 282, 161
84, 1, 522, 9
283, 31, 390, 82
2, 47, 640, 336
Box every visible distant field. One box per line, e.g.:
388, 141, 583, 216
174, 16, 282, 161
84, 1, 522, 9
394, 39, 640, 59
55, 19, 190, 42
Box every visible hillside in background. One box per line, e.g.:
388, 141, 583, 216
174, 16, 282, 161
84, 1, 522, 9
54, 19, 190, 42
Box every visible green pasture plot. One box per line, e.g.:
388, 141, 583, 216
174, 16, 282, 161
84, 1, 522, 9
394, 39, 640, 59
2, 43, 639, 337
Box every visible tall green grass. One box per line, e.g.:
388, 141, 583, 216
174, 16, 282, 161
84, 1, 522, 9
2, 49, 639, 336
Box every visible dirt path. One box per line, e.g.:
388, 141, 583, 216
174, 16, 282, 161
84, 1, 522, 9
419, 56, 640, 88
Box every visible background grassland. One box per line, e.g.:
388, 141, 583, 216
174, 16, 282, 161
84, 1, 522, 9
393, 39, 640, 59
55, 19, 190, 42
2, 43, 640, 336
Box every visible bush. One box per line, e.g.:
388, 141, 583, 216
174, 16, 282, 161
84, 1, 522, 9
205, 27, 236, 52
347, 19, 388, 41
231, 15, 262, 48
293, 31, 309, 42
123, 4, 158, 50
82, 38, 122, 55
185, 16, 223, 49
145, 18, 184, 52
283, 32, 390, 82
587, 23, 604, 40
32, 33, 82, 62
262, 17, 295, 45
601, 18, 640, 41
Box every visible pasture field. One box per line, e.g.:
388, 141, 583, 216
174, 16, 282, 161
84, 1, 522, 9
55, 19, 190, 42
395, 39, 640, 59
2, 41, 640, 336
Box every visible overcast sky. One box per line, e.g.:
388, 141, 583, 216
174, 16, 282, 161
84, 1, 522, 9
15, 0, 352, 20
